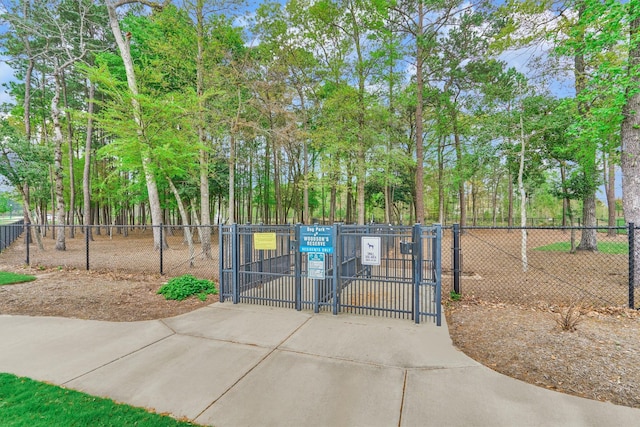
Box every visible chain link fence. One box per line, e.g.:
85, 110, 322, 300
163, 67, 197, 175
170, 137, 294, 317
1, 222, 638, 310
446, 225, 638, 309
0, 224, 219, 280
0, 220, 24, 251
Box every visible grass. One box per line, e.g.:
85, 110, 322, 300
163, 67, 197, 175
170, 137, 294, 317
534, 241, 629, 254
0, 271, 36, 286
0, 373, 200, 427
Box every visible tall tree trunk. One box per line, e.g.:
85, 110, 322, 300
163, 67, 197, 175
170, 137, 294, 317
575, 3, 598, 251
438, 135, 445, 224
106, 0, 168, 250
21, 3, 35, 234
471, 181, 478, 226
621, 5, 640, 286
83, 80, 96, 240
385, 49, 395, 225
453, 121, 465, 227
273, 139, 282, 224
263, 137, 270, 224
294, 87, 310, 224
51, 72, 66, 251
491, 174, 501, 226
19, 186, 44, 250
508, 172, 514, 227
167, 176, 194, 267
414, 1, 425, 224
195, 0, 211, 257
228, 133, 236, 224
329, 172, 337, 223
61, 69, 75, 236
346, 171, 354, 223
518, 112, 528, 272
605, 150, 617, 236
247, 148, 253, 224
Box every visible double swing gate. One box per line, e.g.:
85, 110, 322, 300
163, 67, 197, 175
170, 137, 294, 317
219, 223, 442, 325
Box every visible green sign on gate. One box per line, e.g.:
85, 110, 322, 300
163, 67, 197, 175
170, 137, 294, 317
299, 225, 334, 253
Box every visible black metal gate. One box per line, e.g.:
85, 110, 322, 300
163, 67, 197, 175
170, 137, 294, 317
219, 223, 442, 324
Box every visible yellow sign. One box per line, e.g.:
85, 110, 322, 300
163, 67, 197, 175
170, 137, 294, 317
254, 232, 277, 250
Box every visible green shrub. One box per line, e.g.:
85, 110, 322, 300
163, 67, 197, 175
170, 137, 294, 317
157, 275, 218, 301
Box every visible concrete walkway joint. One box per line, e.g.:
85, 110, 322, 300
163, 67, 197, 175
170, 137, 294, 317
1, 303, 638, 427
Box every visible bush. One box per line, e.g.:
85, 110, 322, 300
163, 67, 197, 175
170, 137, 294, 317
157, 275, 218, 301
553, 300, 583, 332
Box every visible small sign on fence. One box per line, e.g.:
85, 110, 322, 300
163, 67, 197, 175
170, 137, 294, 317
361, 236, 381, 265
308, 252, 326, 279
254, 232, 277, 250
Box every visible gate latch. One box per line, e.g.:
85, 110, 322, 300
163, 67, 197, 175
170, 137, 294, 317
400, 241, 413, 255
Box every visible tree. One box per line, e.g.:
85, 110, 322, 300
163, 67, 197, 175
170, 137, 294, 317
621, 2, 640, 281
0, 119, 52, 250
104, 0, 171, 250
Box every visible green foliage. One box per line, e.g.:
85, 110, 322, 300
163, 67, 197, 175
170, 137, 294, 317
0, 373, 199, 426
449, 290, 462, 301
0, 271, 36, 286
157, 274, 217, 301
0, 120, 53, 191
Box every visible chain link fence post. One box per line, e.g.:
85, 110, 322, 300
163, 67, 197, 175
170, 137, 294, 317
452, 223, 461, 295
25, 222, 30, 265
85, 225, 90, 270
630, 222, 635, 309
159, 223, 164, 275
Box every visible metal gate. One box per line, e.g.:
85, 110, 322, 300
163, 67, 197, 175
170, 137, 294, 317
219, 223, 442, 324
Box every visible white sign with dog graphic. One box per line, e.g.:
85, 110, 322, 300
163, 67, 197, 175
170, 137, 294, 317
361, 236, 381, 266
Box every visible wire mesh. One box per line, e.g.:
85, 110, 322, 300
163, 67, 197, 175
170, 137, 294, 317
0, 224, 219, 281
448, 226, 634, 308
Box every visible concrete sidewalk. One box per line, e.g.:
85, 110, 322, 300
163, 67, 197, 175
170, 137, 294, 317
1, 303, 638, 426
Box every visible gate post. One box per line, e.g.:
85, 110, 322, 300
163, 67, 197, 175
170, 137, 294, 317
413, 223, 423, 324
295, 224, 302, 311
452, 223, 461, 295
232, 223, 240, 304
332, 224, 340, 315
219, 224, 225, 303
629, 223, 635, 309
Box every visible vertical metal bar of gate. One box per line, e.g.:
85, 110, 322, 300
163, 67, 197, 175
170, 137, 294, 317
219, 225, 225, 303
232, 223, 240, 304
295, 224, 302, 311
413, 224, 423, 324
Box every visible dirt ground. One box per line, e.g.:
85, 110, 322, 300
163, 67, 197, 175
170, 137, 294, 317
445, 299, 640, 410
0, 228, 638, 409
0, 266, 217, 321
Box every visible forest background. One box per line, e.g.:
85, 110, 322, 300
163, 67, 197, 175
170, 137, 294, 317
0, 0, 640, 257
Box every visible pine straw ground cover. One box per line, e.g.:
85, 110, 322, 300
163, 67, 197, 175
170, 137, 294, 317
445, 298, 640, 409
